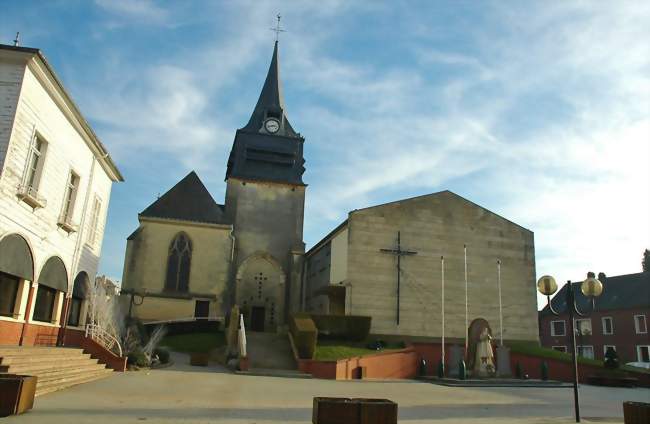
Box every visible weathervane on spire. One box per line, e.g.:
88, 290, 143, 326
270, 14, 285, 42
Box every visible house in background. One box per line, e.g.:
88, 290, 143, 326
0, 43, 123, 346
539, 271, 650, 363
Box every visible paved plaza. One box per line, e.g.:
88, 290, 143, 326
7, 353, 649, 424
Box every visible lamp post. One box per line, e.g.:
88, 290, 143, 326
537, 273, 603, 423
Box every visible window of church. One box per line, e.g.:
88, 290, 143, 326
165, 233, 192, 292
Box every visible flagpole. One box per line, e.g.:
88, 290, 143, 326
464, 244, 468, 355
441, 255, 445, 366
497, 259, 503, 346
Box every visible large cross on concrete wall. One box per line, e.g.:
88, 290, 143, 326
380, 231, 418, 326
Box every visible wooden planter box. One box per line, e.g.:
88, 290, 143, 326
313, 397, 398, 424
0, 375, 37, 417
239, 357, 250, 371
354, 398, 398, 424
189, 352, 210, 366
623, 401, 650, 424
313, 397, 359, 424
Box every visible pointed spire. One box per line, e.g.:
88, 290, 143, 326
242, 41, 298, 137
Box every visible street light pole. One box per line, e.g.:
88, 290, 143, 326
565, 282, 580, 422
537, 274, 603, 424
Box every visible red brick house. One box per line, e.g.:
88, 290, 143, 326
539, 272, 650, 364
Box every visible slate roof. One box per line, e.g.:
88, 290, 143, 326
241, 41, 298, 138
225, 41, 306, 185
139, 171, 229, 225
539, 271, 650, 316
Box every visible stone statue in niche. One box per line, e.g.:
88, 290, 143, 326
474, 327, 495, 377
467, 318, 496, 377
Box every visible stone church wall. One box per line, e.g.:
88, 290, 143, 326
305, 239, 331, 313
346, 191, 538, 341
225, 178, 306, 317
121, 218, 232, 321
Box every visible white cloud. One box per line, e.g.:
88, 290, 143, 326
94, 0, 168, 23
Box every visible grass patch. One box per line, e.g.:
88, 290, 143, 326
314, 339, 404, 361
507, 341, 650, 374
160, 332, 225, 354
507, 341, 601, 366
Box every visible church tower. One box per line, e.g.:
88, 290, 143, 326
224, 41, 306, 331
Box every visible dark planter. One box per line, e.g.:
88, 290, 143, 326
239, 357, 250, 371
623, 401, 650, 424
0, 374, 37, 417
189, 352, 210, 366
313, 397, 359, 424
355, 398, 398, 424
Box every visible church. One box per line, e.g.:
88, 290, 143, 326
122, 41, 305, 332
121, 41, 539, 342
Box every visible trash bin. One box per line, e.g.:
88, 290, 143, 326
0, 374, 37, 417
419, 357, 427, 376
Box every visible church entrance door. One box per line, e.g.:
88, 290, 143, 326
251, 306, 265, 332
194, 300, 209, 320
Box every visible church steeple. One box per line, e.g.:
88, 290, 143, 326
241, 41, 298, 138
225, 41, 306, 185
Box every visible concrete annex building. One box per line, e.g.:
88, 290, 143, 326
122, 41, 539, 342
0, 44, 123, 345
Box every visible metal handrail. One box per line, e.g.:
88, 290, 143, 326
85, 323, 123, 357
143, 316, 224, 325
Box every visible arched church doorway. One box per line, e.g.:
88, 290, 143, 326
236, 253, 286, 332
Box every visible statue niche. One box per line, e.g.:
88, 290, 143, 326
467, 318, 495, 377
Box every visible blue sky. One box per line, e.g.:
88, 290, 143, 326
2, 1, 648, 307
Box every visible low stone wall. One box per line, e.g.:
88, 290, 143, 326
298, 347, 419, 380
80, 337, 127, 372
411, 342, 650, 387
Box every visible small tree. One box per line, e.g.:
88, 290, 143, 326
604, 347, 619, 369
643, 249, 650, 272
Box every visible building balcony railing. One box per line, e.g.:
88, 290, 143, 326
57, 214, 79, 233
16, 184, 47, 209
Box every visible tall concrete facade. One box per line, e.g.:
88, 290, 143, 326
305, 191, 539, 342
122, 41, 306, 332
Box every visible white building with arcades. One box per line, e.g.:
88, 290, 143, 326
0, 43, 123, 346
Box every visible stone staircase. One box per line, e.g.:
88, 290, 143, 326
0, 345, 114, 396
243, 331, 310, 378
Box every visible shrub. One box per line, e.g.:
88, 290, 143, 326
604, 347, 619, 369
310, 314, 371, 341
289, 314, 318, 359
154, 347, 170, 364
127, 350, 148, 367
366, 340, 385, 350
515, 362, 523, 379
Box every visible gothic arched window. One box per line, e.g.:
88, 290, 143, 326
165, 233, 192, 292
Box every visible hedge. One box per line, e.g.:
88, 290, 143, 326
310, 314, 372, 341
289, 314, 318, 359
